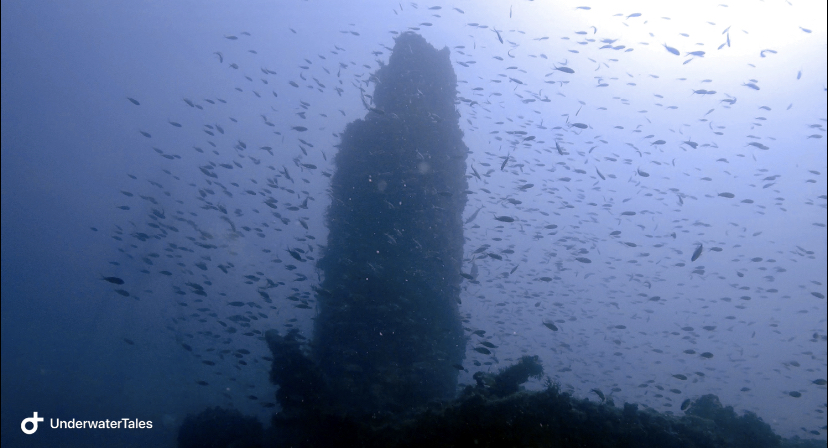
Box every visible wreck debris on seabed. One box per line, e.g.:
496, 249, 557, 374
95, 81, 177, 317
179, 347, 823, 448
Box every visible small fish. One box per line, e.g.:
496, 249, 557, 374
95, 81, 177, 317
681, 399, 692, 411
663, 44, 680, 55
718, 192, 735, 198
102, 276, 125, 285
127, 97, 140, 106
287, 249, 303, 261
494, 215, 515, 223
691, 244, 703, 262
591, 388, 605, 401
494, 29, 503, 44
465, 207, 483, 224
543, 321, 558, 331
474, 347, 491, 355
291, 126, 308, 132
672, 374, 688, 380
123, 338, 135, 345
747, 142, 769, 150
555, 65, 575, 74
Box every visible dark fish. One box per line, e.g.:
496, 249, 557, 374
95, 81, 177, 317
591, 388, 605, 401
575, 257, 592, 263
292, 126, 308, 132
202, 360, 216, 366
747, 142, 769, 150
473, 347, 491, 355
691, 244, 703, 262
465, 207, 483, 224
123, 338, 135, 345
543, 321, 559, 331
102, 276, 125, 285
288, 249, 303, 261
127, 97, 140, 106
718, 192, 735, 198
681, 399, 692, 411
672, 374, 688, 380
663, 44, 680, 55
494, 215, 515, 222
555, 66, 575, 74
494, 29, 503, 44
196, 380, 209, 386
114, 289, 130, 297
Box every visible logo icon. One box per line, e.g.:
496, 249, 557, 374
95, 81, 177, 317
21, 412, 44, 434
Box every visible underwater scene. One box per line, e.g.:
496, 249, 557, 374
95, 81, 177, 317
1, 1, 826, 447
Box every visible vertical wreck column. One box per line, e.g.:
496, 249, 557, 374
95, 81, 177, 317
314, 32, 468, 414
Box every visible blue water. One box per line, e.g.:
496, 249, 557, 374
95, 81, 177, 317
2, 1, 825, 446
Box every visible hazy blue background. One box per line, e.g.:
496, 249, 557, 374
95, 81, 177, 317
2, 1, 826, 446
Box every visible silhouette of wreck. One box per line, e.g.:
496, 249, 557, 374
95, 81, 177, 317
178, 32, 825, 448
